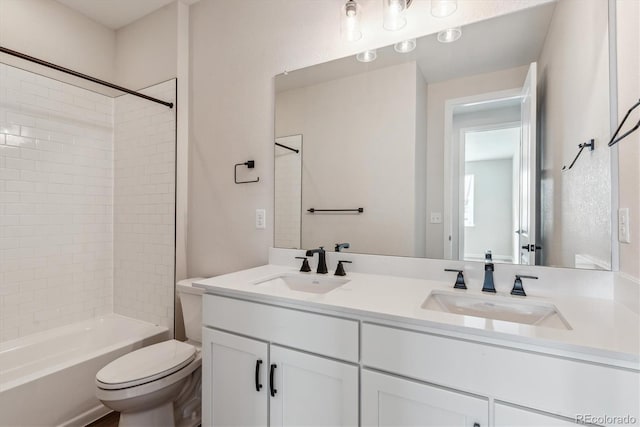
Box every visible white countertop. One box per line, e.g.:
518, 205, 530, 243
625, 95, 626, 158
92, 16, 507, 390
194, 264, 640, 369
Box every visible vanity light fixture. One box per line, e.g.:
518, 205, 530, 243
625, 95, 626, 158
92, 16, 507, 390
383, 0, 413, 31
341, 0, 362, 42
431, 0, 458, 18
394, 38, 416, 53
356, 49, 377, 63
437, 27, 462, 43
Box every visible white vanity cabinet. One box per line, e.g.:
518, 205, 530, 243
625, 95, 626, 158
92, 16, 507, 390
362, 369, 488, 427
201, 292, 639, 427
202, 295, 359, 427
362, 323, 639, 426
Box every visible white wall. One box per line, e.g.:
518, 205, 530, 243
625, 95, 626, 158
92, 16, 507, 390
0, 0, 116, 83
464, 158, 513, 260
0, 64, 114, 342
414, 70, 428, 258
115, 2, 178, 90
188, 0, 552, 277
113, 80, 176, 331
537, 0, 611, 269
0, 0, 179, 92
276, 62, 420, 257
616, 0, 640, 280
426, 65, 528, 259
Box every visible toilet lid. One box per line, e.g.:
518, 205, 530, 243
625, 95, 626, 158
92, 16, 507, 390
96, 340, 196, 390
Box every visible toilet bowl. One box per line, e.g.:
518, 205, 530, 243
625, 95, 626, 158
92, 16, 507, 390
96, 279, 205, 426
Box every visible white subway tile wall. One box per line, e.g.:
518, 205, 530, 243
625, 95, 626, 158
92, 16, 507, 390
0, 64, 114, 342
113, 80, 176, 331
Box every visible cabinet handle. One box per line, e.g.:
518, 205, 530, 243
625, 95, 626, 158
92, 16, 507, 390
269, 364, 278, 397
255, 359, 263, 391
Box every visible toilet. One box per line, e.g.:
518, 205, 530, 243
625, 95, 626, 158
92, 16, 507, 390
96, 279, 205, 427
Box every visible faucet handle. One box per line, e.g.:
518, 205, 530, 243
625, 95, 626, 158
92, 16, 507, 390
295, 257, 311, 273
335, 242, 350, 252
335, 260, 352, 277
444, 269, 467, 290
511, 275, 538, 296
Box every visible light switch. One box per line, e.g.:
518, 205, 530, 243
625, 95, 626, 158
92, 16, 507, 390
256, 209, 266, 229
430, 212, 442, 224
619, 208, 630, 243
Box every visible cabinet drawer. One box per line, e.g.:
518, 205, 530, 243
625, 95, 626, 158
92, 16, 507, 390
204, 294, 359, 362
362, 323, 639, 421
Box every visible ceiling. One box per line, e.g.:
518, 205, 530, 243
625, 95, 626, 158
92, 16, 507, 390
56, 0, 193, 30
465, 127, 520, 162
276, 2, 556, 93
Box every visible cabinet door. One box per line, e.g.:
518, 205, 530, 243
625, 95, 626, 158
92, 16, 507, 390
495, 403, 582, 426
202, 328, 268, 427
362, 369, 488, 427
270, 345, 358, 427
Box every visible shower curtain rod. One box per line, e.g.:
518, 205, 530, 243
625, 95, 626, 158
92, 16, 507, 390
0, 46, 174, 109
275, 142, 299, 153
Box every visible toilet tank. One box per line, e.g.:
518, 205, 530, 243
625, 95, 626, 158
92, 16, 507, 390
176, 278, 205, 344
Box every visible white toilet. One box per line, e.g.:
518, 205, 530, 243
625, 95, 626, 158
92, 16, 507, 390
96, 279, 205, 427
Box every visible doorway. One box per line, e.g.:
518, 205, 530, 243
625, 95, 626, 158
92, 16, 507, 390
460, 125, 521, 262
442, 88, 523, 263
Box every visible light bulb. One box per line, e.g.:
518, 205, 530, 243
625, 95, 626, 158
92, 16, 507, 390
356, 50, 377, 63
394, 39, 416, 53
431, 0, 457, 18
341, 0, 362, 42
437, 27, 462, 43
383, 0, 407, 31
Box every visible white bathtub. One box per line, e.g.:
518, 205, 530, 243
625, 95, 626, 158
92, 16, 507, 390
0, 314, 169, 427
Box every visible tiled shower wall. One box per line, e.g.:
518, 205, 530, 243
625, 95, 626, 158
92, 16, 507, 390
113, 80, 176, 331
0, 64, 114, 342
0, 65, 177, 343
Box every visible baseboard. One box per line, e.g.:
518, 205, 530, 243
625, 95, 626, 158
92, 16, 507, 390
58, 404, 111, 427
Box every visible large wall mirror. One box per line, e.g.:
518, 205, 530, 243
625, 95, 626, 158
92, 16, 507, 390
274, 0, 614, 270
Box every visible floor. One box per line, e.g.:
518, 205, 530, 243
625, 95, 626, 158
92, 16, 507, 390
86, 411, 119, 427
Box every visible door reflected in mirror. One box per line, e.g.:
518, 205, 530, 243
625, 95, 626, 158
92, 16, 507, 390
274, 0, 613, 270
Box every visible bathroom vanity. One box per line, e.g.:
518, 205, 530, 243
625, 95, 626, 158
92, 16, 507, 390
195, 251, 640, 427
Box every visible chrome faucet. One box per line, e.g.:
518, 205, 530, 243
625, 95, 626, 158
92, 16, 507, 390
305, 247, 328, 274
481, 251, 496, 293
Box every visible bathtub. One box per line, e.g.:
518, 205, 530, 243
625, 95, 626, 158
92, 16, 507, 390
0, 314, 169, 427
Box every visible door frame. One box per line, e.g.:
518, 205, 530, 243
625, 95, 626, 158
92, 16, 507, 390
442, 88, 522, 260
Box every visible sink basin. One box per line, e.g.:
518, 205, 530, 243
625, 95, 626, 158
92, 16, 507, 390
253, 273, 349, 294
422, 291, 571, 330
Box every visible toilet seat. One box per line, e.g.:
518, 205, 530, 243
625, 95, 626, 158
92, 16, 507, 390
95, 352, 201, 403
97, 340, 196, 390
